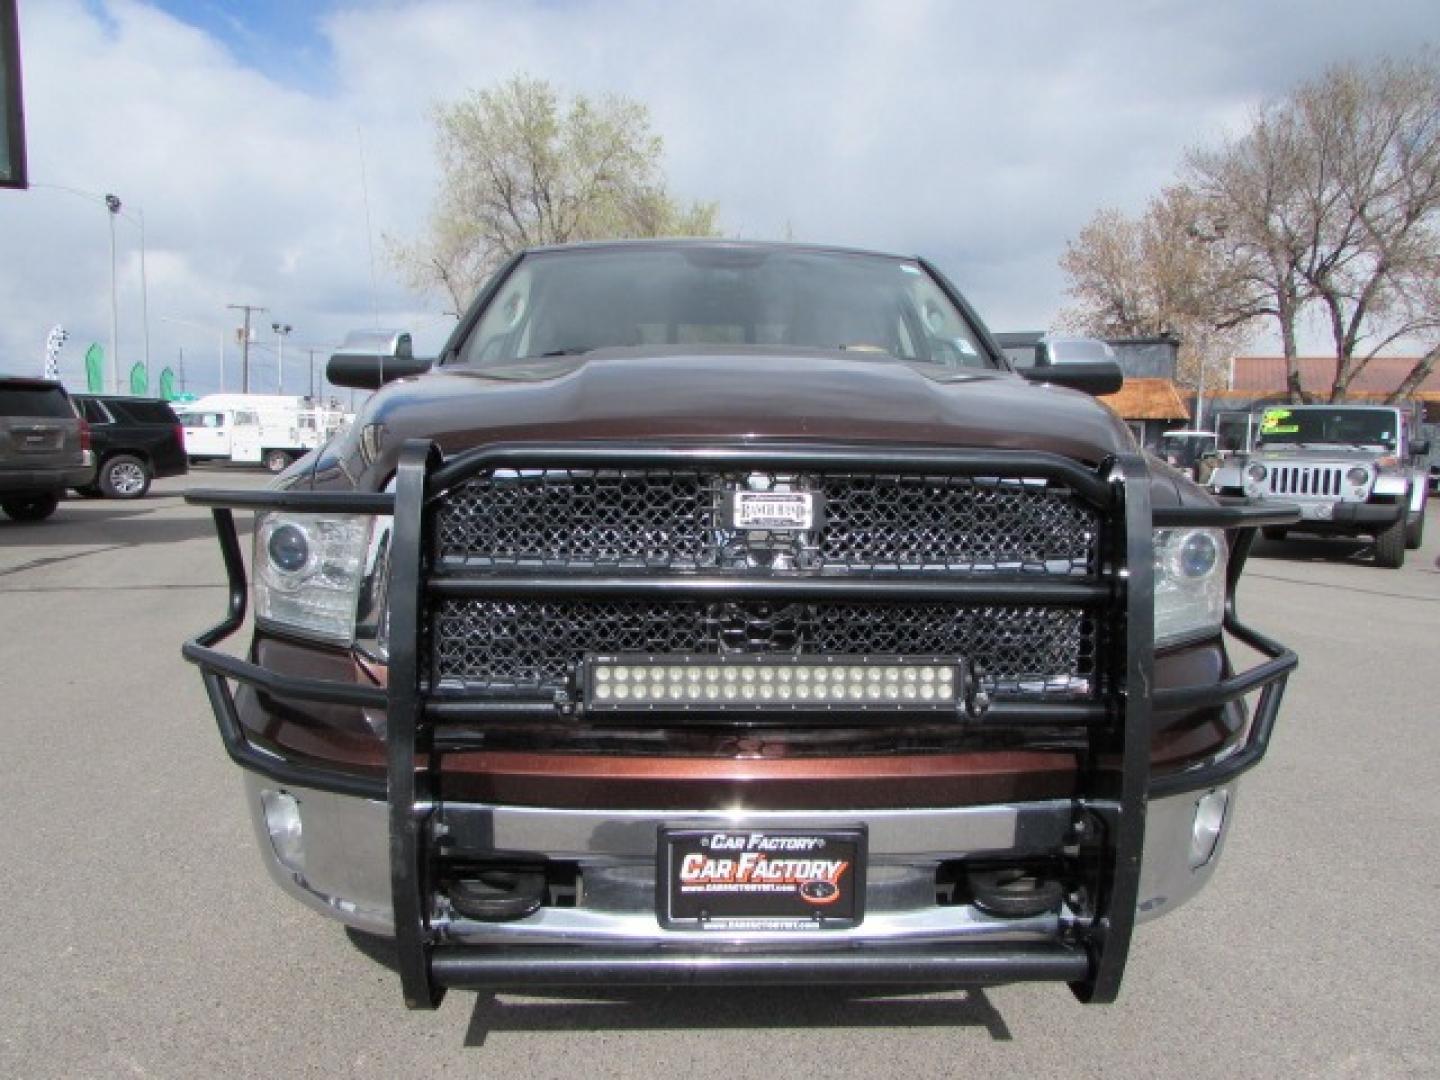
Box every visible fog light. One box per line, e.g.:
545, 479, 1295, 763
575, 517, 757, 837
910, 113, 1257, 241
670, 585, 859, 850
1189, 789, 1229, 869
261, 789, 305, 873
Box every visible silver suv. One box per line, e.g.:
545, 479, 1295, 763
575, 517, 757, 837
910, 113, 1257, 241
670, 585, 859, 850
0, 376, 92, 521
1210, 404, 1430, 568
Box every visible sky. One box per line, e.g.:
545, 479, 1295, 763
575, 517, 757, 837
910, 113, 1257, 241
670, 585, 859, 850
1, 0, 1435, 398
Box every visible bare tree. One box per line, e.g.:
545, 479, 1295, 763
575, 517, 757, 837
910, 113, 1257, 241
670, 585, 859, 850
1187, 54, 1440, 402
1187, 109, 1314, 401
1058, 185, 1250, 392
394, 76, 719, 315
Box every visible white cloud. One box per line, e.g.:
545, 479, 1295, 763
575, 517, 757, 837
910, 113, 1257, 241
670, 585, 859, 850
2, 0, 1434, 395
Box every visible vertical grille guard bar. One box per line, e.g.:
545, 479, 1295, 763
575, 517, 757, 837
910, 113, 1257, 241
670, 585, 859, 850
388, 441, 445, 1010
1071, 453, 1152, 1004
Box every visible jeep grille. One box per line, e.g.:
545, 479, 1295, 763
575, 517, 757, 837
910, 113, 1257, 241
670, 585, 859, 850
1264, 464, 1345, 497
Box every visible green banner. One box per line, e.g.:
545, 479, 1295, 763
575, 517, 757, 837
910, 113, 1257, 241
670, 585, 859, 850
85, 344, 105, 393
129, 363, 148, 396
158, 367, 176, 400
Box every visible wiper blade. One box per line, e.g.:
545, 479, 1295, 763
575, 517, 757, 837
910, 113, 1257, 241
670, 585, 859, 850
525, 347, 593, 359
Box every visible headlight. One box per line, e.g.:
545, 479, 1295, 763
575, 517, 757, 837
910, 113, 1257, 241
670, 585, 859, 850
1154, 527, 1227, 646
255, 513, 374, 644
1246, 463, 1267, 482
1346, 466, 1369, 486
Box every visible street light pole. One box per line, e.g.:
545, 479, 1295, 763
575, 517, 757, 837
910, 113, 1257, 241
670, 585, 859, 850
136, 205, 150, 379
271, 322, 293, 394
105, 194, 121, 393
31, 186, 147, 394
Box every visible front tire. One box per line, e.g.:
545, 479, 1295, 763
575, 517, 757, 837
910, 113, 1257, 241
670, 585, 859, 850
99, 454, 151, 499
1375, 516, 1407, 568
1, 492, 61, 521
264, 449, 293, 474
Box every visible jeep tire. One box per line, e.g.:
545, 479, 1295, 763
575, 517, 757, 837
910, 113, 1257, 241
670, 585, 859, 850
1406, 510, 1425, 551
1, 492, 61, 522
99, 454, 151, 499
1375, 516, 1407, 568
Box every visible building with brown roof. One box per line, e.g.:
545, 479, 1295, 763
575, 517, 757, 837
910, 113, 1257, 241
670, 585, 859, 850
1225, 355, 1440, 402
1098, 378, 1191, 447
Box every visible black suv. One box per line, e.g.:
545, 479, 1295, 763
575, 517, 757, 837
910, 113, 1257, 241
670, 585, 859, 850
0, 376, 92, 521
72, 394, 188, 499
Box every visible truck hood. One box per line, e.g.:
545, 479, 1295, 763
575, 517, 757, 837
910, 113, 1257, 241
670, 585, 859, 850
313, 349, 1139, 489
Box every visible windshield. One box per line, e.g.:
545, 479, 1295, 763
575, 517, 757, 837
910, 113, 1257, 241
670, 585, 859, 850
1257, 407, 1397, 449
456, 246, 993, 369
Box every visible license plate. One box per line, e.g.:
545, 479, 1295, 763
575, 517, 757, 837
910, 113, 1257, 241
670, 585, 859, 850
730, 491, 815, 530
659, 828, 865, 930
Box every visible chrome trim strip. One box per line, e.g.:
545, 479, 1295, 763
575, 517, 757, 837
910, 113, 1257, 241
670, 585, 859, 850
439, 801, 1074, 861
442, 903, 1063, 947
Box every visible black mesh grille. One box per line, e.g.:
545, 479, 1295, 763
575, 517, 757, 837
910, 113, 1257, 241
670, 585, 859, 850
431, 599, 1097, 700
436, 470, 1098, 575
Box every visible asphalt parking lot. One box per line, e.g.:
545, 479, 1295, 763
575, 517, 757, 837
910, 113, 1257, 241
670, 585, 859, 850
1, 472, 1437, 1079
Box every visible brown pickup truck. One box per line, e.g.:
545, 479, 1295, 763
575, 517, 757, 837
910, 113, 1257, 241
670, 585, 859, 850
185, 241, 1298, 1009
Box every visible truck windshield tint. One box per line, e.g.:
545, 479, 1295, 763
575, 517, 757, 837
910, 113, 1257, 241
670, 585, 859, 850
458, 247, 993, 369
0, 386, 73, 417
1258, 408, 1396, 448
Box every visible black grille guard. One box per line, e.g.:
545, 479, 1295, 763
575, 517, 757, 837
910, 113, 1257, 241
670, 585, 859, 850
182, 441, 1298, 1008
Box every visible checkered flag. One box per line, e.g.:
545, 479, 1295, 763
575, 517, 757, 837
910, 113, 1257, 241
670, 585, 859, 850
44, 326, 68, 380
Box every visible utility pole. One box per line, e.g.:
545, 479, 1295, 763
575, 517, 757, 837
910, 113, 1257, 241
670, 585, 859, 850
227, 304, 266, 393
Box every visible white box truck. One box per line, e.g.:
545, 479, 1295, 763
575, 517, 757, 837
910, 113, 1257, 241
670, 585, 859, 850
174, 394, 352, 473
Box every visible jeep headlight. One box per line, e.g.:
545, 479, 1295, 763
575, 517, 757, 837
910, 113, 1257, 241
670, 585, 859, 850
1154, 527, 1227, 646
255, 513, 374, 644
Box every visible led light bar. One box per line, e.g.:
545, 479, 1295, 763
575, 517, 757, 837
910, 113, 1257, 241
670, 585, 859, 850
583, 655, 965, 713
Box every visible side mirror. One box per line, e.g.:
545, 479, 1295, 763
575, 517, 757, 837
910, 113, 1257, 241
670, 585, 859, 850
1019, 361, 1124, 396
327, 329, 431, 390
1412, 438, 1431, 458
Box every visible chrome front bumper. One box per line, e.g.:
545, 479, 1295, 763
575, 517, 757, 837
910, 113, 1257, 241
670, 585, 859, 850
243, 772, 1238, 944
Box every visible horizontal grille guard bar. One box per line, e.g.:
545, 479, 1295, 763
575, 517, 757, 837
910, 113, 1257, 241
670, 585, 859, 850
428, 942, 1091, 989
1153, 498, 1301, 530
186, 488, 396, 514
428, 441, 1117, 506
428, 573, 1110, 606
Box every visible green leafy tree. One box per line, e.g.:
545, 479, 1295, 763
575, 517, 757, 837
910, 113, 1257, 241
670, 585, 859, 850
396, 76, 719, 315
